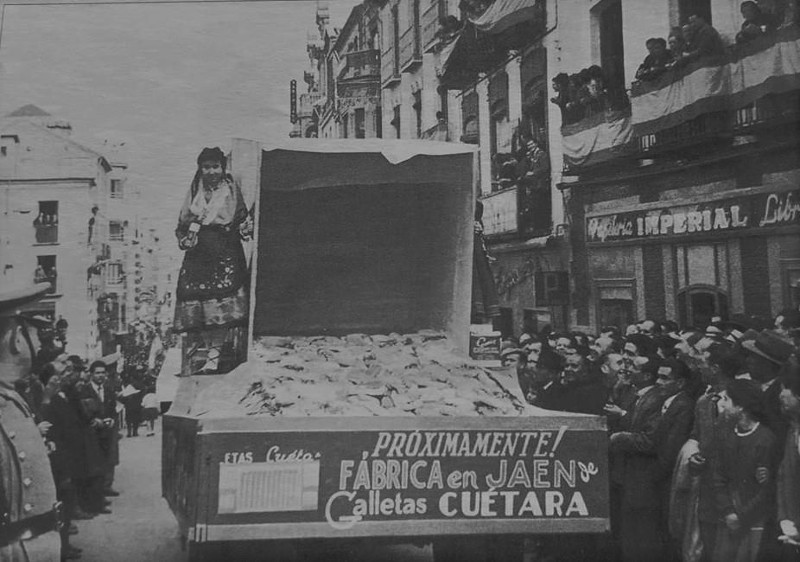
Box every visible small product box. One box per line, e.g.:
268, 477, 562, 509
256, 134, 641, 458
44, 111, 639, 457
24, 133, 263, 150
469, 323, 501, 366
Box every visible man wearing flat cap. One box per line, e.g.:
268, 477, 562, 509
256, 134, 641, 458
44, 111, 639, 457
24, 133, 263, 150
0, 283, 61, 562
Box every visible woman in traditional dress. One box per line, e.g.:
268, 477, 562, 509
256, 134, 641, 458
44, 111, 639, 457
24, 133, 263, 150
173, 147, 253, 371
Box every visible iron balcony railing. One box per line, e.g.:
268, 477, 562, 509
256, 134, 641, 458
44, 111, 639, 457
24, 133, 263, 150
399, 27, 422, 73
34, 224, 58, 244
338, 49, 380, 81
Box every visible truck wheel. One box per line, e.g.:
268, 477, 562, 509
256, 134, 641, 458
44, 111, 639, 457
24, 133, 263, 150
432, 536, 524, 562
187, 542, 222, 562
432, 537, 487, 562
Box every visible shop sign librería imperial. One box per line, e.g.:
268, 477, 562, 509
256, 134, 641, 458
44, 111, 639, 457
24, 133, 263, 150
586, 189, 800, 243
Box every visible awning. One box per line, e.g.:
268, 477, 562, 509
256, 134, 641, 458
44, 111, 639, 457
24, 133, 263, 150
470, 0, 542, 35
436, 26, 504, 90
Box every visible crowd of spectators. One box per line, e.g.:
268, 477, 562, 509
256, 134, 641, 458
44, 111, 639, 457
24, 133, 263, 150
550, 65, 630, 125
501, 309, 800, 562
636, 3, 799, 83
13, 332, 161, 560
33, 212, 59, 226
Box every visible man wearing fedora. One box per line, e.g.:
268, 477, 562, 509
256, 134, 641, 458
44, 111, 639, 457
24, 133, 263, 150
742, 330, 795, 449
0, 282, 62, 562
741, 329, 796, 562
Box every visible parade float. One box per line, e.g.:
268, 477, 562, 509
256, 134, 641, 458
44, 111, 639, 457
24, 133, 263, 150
162, 139, 608, 561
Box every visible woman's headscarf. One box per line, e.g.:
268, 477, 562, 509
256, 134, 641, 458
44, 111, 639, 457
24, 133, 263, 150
176, 147, 246, 233
197, 147, 227, 170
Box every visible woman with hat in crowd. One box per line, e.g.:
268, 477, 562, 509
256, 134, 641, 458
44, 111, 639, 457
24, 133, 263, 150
173, 147, 253, 368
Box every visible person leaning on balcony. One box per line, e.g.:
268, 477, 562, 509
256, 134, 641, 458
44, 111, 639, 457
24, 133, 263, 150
522, 140, 549, 179
675, 15, 726, 67
636, 38, 674, 82
550, 73, 572, 122
737, 1, 778, 44
585, 65, 609, 110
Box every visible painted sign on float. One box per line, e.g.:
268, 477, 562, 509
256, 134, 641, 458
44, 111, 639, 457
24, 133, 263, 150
210, 426, 608, 530
586, 189, 800, 243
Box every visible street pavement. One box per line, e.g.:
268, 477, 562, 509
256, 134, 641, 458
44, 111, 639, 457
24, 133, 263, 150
72, 418, 434, 562
70, 419, 185, 562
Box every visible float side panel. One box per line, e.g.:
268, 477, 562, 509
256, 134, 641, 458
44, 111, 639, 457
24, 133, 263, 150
194, 418, 608, 541
162, 414, 202, 534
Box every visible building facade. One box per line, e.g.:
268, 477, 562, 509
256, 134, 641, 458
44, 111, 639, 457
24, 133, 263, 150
132, 220, 177, 332
290, 0, 800, 335
556, 0, 800, 332
430, 0, 570, 335
0, 105, 139, 358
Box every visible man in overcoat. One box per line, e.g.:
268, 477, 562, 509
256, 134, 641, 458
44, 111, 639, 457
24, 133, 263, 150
609, 355, 667, 562
0, 283, 62, 561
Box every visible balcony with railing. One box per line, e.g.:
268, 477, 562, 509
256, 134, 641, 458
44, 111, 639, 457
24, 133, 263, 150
482, 187, 518, 236
482, 144, 552, 238
338, 49, 380, 82
34, 224, 58, 244
630, 24, 800, 155
420, 121, 450, 141
421, 0, 445, 52
381, 43, 401, 88
298, 92, 324, 118
480, 183, 552, 239
34, 271, 57, 294
562, 24, 800, 172
399, 27, 422, 73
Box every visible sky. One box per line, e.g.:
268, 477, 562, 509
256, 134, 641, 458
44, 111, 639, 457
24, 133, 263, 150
0, 0, 358, 248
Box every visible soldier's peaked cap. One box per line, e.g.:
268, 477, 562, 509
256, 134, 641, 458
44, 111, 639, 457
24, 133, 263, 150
0, 283, 51, 315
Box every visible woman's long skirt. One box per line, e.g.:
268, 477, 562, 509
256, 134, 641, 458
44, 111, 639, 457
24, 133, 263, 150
174, 225, 249, 332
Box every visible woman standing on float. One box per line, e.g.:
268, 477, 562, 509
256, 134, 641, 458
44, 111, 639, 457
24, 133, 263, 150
173, 147, 252, 371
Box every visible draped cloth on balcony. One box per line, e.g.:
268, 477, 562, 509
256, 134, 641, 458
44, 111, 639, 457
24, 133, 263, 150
631, 25, 800, 136
436, 25, 505, 90
470, 0, 543, 35
561, 109, 633, 169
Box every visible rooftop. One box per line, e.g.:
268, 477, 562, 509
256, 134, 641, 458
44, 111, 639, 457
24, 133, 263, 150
5, 104, 51, 118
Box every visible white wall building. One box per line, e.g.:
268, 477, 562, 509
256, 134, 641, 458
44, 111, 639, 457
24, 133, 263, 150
0, 104, 137, 358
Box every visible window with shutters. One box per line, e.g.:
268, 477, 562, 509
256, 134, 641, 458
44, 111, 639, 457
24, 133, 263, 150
535, 272, 569, 307
392, 105, 401, 138
35, 255, 57, 294
489, 70, 511, 157
34, 201, 59, 244
461, 90, 479, 144
107, 261, 124, 285
413, 91, 422, 138
354, 108, 366, 138
594, 0, 626, 106
595, 278, 635, 330
109, 221, 125, 242
110, 179, 124, 199
393, 5, 401, 73
678, 0, 711, 25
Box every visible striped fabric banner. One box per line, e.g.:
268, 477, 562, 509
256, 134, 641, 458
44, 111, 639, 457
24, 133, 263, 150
561, 109, 633, 168
631, 24, 800, 137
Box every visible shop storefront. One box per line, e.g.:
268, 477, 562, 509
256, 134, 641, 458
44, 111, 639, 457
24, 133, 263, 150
490, 239, 570, 336
582, 186, 800, 330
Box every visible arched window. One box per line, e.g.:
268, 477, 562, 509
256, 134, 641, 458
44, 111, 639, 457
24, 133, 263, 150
677, 285, 728, 329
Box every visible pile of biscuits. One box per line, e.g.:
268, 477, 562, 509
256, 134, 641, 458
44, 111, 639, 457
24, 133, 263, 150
192, 332, 535, 418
